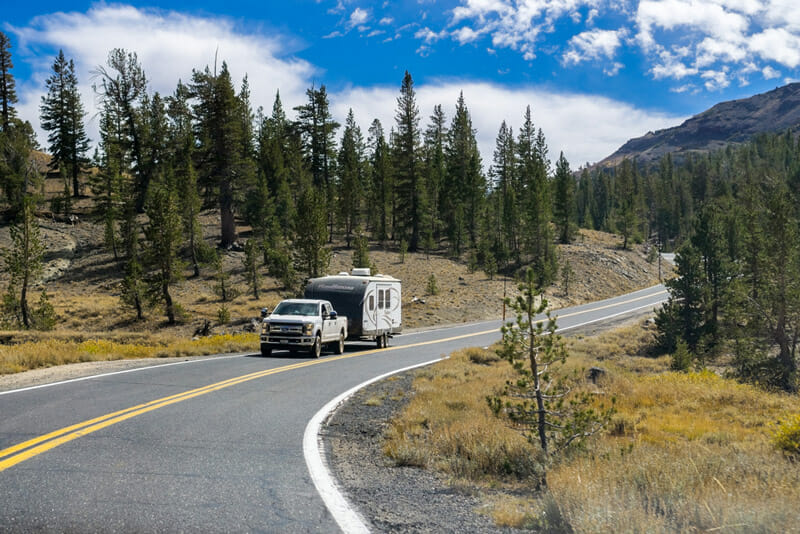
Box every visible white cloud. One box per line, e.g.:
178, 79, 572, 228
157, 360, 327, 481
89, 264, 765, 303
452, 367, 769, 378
762, 65, 781, 79
563, 28, 626, 65
12, 5, 314, 151
11, 4, 685, 168
415, 27, 446, 44
452, 26, 482, 44
434, 0, 800, 91
749, 28, 800, 68
332, 81, 685, 167
348, 8, 369, 28
379, 17, 394, 25
701, 68, 730, 90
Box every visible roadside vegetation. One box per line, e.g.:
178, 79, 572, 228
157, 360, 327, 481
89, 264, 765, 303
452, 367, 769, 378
385, 320, 800, 532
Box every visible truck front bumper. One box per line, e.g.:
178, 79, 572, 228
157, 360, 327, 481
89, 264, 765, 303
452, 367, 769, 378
260, 335, 315, 348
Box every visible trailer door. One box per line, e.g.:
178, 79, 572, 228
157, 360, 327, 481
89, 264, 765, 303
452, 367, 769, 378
376, 283, 393, 332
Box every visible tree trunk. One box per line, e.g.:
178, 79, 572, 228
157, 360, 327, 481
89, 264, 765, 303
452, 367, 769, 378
164, 281, 175, 325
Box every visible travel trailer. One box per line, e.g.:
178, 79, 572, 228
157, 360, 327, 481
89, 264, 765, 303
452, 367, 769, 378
304, 268, 401, 348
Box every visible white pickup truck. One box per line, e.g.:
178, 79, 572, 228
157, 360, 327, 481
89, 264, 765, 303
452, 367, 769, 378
259, 299, 348, 358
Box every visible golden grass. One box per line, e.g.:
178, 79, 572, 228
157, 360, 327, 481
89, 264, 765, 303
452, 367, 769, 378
385, 321, 800, 533
0, 333, 258, 375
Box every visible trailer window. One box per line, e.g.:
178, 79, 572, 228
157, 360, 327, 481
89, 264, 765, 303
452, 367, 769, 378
369, 295, 374, 311
385, 290, 391, 308
378, 290, 384, 309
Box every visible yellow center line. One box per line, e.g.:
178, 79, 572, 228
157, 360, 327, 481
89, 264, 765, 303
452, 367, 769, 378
1, 288, 667, 473
0, 328, 498, 472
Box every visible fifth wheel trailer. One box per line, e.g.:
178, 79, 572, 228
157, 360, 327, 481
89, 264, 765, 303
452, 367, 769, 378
304, 268, 401, 348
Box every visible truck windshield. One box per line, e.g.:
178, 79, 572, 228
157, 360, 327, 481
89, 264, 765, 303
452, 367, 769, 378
273, 302, 319, 316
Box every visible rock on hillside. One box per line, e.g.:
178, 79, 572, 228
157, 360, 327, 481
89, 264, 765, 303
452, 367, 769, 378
598, 82, 800, 168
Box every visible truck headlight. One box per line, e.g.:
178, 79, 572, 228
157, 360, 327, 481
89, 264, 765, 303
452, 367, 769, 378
261, 322, 270, 335
303, 323, 313, 335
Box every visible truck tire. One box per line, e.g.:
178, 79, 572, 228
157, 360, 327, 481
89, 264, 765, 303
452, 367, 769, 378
335, 331, 345, 354
260, 345, 272, 357
310, 333, 322, 358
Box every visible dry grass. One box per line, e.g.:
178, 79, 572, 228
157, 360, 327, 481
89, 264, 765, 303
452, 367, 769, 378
0, 333, 257, 375
384, 321, 800, 533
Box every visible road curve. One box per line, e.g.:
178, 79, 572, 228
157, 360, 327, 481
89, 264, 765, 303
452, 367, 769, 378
0, 284, 667, 532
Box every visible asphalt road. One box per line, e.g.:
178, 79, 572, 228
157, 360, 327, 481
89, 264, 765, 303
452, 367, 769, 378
0, 284, 667, 533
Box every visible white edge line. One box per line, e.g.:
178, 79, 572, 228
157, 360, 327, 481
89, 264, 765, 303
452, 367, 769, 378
0, 353, 248, 396
555, 298, 669, 333
304, 357, 446, 534
305, 296, 669, 533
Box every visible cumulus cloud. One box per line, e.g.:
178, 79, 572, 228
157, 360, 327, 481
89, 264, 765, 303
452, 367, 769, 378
11, 4, 684, 168
11, 4, 314, 148
348, 8, 369, 29
563, 28, 626, 66
416, 0, 800, 92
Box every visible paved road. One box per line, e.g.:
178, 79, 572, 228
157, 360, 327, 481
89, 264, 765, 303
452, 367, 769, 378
0, 284, 667, 532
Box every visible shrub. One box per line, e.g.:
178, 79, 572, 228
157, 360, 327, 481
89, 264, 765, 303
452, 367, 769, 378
30, 290, 57, 331
217, 304, 230, 325
773, 413, 800, 457
426, 274, 439, 296
670, 339, 692, 372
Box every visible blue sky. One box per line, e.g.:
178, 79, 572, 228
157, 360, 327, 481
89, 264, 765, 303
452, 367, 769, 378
4, 1, 800, 167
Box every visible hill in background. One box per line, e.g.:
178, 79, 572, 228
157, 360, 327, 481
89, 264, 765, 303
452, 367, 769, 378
597, 82, 800, 168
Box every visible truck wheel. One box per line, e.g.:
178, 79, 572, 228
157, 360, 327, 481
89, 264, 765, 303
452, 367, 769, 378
310, 334, 322, 358
260, 346, 272, 357
335, 332, 345, 354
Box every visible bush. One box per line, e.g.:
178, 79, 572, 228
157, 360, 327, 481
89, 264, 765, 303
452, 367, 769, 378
30, 290, 57, 331
426, 274, 439, 296
773, 413, 800, 457
217, 304, 230, 325
670, 339, 692, 372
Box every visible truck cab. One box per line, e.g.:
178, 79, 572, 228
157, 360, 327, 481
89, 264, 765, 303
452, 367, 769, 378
260, 299, 348, 358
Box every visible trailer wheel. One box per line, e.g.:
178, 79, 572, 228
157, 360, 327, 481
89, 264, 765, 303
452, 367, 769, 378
310, 334, 322, 358
382, 333, 389, 348
376, 333, 388, 349
335, 332, 345, 354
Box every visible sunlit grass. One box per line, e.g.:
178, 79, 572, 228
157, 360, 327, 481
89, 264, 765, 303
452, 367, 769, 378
0, 332, 258, 374
385, 321, 800, 533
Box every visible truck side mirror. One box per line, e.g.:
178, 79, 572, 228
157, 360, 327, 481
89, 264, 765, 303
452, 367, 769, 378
260, 308, 269, 318
329, 310, 337, 320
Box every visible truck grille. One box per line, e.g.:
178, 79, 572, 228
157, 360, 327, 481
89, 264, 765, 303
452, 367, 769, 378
269, 323, 303, 337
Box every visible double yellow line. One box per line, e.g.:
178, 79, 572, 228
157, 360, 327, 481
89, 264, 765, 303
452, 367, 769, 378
0, 328, 497, 473
0, 289, 667, 473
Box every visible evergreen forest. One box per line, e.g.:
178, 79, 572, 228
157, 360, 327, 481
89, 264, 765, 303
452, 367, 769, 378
0, 35, 798, 391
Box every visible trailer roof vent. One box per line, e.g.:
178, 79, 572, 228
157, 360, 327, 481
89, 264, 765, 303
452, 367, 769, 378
351, 268, 371, 277
337, 272, 349, 276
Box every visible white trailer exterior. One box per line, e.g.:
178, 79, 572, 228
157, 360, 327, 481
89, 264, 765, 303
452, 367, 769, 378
304, 269, 401, 348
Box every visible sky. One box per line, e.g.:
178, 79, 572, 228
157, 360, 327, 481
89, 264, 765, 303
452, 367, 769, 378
4, 0, 800, 168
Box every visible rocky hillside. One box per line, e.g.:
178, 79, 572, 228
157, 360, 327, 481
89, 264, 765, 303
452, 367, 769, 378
598, 82, 800, 168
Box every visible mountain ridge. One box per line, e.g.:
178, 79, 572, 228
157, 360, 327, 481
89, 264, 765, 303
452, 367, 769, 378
597, 82, 800, 168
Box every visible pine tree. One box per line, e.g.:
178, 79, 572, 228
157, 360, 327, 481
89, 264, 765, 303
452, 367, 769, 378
491, 120, 518, 263
191, 62, 251, 247
443, 92, 484, 252
0, 31, 17, 132
40, 50, 90, 198
553, 152, 577, 244
294, 187, 331, 279
517, 107, 556, 288
93, 49, 148, 213
4, 197, 44, 328
167, 80, 204, 276
143, 176, 185, 324
393, 71, 424, 251
422, 105, 447, 247
337, 109, 365, 247
367, 119, 392, 241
